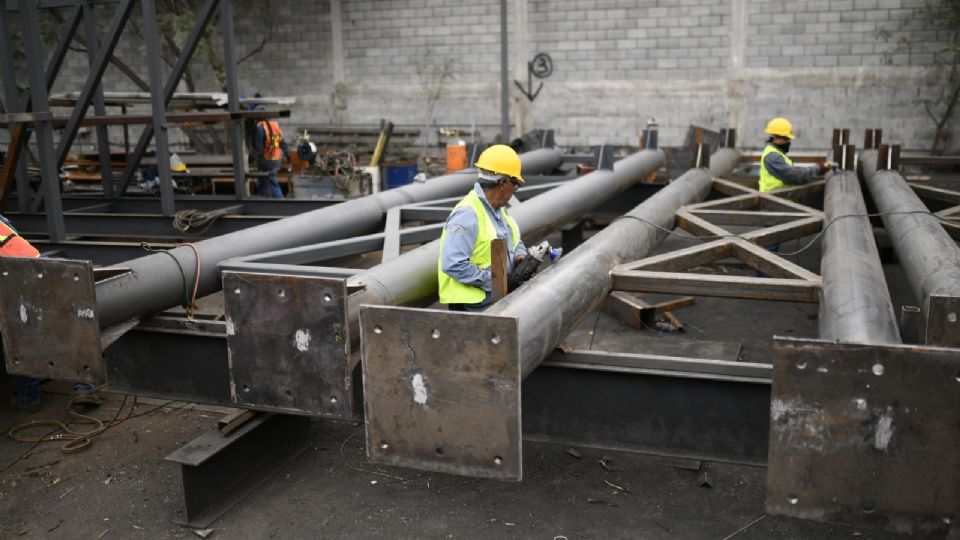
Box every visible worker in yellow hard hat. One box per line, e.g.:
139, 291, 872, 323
437, 144, 527, 311
759, 117, 830, 193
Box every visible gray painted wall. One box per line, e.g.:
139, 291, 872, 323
3, 0, 955, 152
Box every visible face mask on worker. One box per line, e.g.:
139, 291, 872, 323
773, 140, 791, 154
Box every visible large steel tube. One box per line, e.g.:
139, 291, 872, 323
346, 149, 668, 323
96, 149, 562, 327
489, 151, 738, 378
818, 171, 900, 344
864, 169, 960, 346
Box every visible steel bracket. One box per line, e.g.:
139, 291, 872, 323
223, 272, 354, 417
925, 295, 960, 348
767, 336, 960, 536
361, 306, 523, 480
0, 257, 104, 383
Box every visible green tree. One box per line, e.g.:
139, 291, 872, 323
879, 0, 960, 155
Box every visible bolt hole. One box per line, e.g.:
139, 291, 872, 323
787, 494, 799, 505
948, 312, 958, 323
872, 363, 885, 376
862, 501, 875, 514
2, 270, 7, 276
47, 361, 54, 368
379, 442, 389, 450
323, 294, 332, 303
944, 514, 955, 525
431, 328, 440, 339
73, 274, 80, 282
494, 456, 503, 465
955, 371, 960, 383
233, 287, 241, 295
330, 396, 338, 404
491, 334, 501, 345
435, 447, 444, 456
83, 365, 90, 372
796, 362, 807, 370
278, 289, 286, 298
36, 273, 43, 279
373, 325, 382, 334
242, 384, 251, 393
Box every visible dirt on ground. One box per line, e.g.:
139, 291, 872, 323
0, 385, 914, 540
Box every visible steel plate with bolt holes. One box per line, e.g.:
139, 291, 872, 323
223, 272, 351, 417
361, 306, 522, 480
926, 295, 960, 348
767, 337, 960, 537
0, 257, 104, 383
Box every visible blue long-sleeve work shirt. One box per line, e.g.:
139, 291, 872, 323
440, 183, 527, 308
762, 145, 821, 186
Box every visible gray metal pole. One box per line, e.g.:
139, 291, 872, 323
219, 0, 246, 200
141, 0, 175, 216
864, 169, 960, 347
95, 149, 562, 327
489, 149, 739, 377
347, 149, 669, 329
499, 0, 509, 143
19, 0, 67, 241
0, 7, 32, 212
818, 171, 900, 344
82, 1, 115, 198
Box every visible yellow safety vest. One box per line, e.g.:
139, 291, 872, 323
438, 190, 520, 305
759, 144, 792, 192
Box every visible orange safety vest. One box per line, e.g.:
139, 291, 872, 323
0, 221, 40, 258
258, 119, 283, 161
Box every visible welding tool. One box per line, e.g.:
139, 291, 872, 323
508, 240, 562, 291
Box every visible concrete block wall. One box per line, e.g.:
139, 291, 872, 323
1, 0, 955, 153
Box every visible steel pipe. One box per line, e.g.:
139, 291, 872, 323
359, 149, 738, 480
346, 149, 669, 325
864, 169, 960, 347
491, 150, 738, 377
96, 149, 562, 327
818, 171, 900, 344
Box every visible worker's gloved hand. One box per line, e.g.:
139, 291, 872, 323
818, 161, 839, 175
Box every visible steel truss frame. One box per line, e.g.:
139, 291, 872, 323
0, 0, 263, 241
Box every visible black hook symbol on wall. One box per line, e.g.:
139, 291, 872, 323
514, 53, 553, 102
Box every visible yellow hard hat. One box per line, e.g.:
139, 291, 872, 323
474, 144, 523, 183
764, 117, 795, 140
169, 153, 187, 172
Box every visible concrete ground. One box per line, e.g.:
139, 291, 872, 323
0, 221, 924, 539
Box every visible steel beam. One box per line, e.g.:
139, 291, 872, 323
220, 148, 665, 418
359, 149, 739, 480
52, 0, 135, 170
818, 170, 900, 344
19, 0, 66, 240
0, 149, 561, 383
863, 169, 960, 347
82, 0, 115, 198
0, 7, 30, 210
219, 0, 246, 198
115, 0, 220, 196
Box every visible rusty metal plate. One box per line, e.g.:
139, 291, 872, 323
0, 257, 103, 383
925, 295, 960, 348
361, 306, 522, 480
223, 272, 351, 417
768, 337, 960, 537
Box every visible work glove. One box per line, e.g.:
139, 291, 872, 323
818, 161, 838, 174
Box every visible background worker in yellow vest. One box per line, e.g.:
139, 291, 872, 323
759, 117, 831, 193
438, 145, 527, 312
